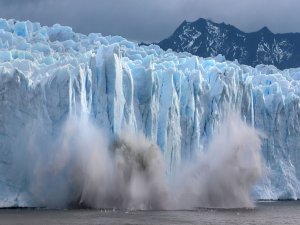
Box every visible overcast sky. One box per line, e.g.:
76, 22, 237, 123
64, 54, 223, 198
0, 0, 299, 42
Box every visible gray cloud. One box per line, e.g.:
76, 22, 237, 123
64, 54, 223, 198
0, 0, 299, 42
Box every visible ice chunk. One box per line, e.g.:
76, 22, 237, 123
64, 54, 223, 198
48, 24, 75, 42
14, 22, 28, 37
0, 50, 12, 62
0, 19, 11, 32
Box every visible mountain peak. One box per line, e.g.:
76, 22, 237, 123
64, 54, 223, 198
195, 17, 208, 23
258, 26, 272, 34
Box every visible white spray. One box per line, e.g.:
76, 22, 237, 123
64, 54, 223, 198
171, 111, 263, 209
12, 111, 263, 209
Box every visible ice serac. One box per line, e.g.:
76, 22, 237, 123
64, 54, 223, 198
0, 18, 300, 206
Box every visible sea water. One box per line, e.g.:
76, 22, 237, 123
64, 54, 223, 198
0, 201, 300, 225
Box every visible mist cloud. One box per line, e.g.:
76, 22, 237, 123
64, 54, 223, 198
11, 111, 263, 210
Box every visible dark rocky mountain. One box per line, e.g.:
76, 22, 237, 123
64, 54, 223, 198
157, 18, 300, 70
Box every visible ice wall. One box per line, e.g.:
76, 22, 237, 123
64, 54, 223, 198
0, 19, 300, 207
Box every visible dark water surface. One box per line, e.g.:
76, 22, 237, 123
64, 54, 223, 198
1, 201, 300, 225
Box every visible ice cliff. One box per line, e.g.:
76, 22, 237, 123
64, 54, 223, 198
0, 19, 299, 207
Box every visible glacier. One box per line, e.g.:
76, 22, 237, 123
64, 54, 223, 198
0, 18, 300, 207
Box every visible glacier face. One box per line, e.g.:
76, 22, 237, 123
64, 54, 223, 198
0, 18, 300, 207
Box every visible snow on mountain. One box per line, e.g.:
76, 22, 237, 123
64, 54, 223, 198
158, 18, 300, 70
0, 18, 299, 207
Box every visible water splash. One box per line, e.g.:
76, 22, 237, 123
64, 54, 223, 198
12, 111, 263, 209
172, 111, 263, 209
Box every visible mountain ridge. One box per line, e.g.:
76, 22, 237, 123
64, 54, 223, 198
157, 18, 300, 69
